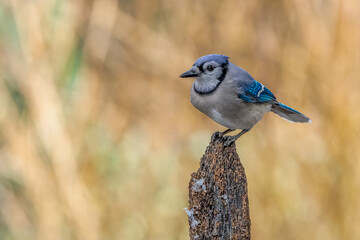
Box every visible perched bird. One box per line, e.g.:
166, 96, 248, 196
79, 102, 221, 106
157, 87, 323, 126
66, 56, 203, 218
180, 54, 311, 146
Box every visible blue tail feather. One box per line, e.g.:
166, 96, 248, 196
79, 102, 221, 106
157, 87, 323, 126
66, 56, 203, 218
271, 102, 311, 123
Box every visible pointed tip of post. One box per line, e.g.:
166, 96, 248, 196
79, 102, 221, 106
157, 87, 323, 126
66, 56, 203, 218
209, 131, 237, 151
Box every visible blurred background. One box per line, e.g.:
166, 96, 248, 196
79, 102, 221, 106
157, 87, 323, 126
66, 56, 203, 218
0, 0, 359, 239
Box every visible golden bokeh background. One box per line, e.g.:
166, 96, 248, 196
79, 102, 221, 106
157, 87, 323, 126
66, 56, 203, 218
0, 0, 359, 239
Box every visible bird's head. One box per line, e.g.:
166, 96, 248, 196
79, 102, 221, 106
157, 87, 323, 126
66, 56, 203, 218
180, 54, 229, 94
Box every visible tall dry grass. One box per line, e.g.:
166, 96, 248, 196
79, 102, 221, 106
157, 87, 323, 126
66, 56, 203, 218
0, 0, 359, 239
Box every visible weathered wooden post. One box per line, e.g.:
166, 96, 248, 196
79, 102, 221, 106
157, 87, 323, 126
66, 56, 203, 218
186, 133, 251, 240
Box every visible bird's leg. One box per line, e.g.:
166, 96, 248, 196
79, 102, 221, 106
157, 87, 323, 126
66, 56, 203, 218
222, 128, 235, 135
223, 129, 249, 147
211, 129, 235, 141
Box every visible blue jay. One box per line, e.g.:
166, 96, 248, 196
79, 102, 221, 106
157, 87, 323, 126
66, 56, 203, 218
180, 54, 311, 146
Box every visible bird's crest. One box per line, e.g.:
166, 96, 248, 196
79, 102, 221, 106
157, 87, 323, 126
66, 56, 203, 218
193, 54, 229, 67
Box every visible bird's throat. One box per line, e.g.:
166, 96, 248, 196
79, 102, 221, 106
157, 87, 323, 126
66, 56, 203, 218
193, 78, 220, 95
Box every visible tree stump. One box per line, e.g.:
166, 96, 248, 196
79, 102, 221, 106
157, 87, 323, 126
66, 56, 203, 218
186, 133, 251, 240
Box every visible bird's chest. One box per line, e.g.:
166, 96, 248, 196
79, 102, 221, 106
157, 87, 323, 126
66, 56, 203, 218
190, 85, 240, 128
190, 85, 227, 114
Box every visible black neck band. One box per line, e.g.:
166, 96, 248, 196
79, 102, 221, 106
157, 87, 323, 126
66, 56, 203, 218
218, 61, 228, 82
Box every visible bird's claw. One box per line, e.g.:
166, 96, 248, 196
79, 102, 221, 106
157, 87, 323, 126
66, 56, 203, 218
211, 131, 223, 141
222, 136, 236, 147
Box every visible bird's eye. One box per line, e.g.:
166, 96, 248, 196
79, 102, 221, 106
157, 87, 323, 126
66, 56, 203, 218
207, 65, 214, 72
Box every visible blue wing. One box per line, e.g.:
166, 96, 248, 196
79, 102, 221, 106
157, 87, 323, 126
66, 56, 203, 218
238, 81, 276, 103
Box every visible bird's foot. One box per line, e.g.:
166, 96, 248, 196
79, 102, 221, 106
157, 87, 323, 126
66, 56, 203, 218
211, 131, 223, 141
211, 129, 235, 142
221, 129, 249, 147
222, 135, 237, 147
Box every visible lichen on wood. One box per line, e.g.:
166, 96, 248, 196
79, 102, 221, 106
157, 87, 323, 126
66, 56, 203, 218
187, 133, 251, 240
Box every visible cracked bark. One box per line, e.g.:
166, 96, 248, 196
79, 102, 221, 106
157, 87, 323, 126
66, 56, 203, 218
186, 133, 251, 240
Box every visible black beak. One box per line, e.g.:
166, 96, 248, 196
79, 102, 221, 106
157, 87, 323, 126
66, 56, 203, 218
179, 68, 199, 78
